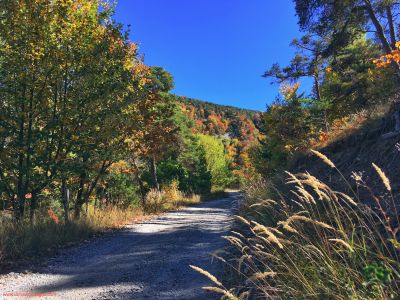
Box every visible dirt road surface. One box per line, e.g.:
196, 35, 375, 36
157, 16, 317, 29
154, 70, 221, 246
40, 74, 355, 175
0, 193, 239, 300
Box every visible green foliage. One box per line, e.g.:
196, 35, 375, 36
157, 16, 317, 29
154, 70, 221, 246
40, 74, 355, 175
101, 173, 141, 208
254, 87, 318, 175
152, 107, 212, 194
322, 37, 397, 117
255, 35, 398, 176
198, 134, 233, 190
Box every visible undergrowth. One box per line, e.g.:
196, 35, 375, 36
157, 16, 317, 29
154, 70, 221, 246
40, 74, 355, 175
0, 180, 201, 270
0, 206, 144, 268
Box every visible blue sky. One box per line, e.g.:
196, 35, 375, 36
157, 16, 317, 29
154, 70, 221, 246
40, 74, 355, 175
113, 0, 305, 111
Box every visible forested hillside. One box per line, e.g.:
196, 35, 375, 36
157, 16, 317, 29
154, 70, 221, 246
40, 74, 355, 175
176, 95, 262, 181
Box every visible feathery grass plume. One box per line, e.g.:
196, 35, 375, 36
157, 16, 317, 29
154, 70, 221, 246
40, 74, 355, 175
310, 149, 335, 168
250, 199, 278, 208
269, 227, 284, 236
292, 199, 306, 209
351, 171, 364, 183
334, 191, 358, 206
285, 171, 304, 188
202, 287, 238, 300
251, 221, 284, 249
295, 186, 316, 204
288, 215, 335, 231
248, 271, 277, 282
256, 251, 281, 262
211, 249, 229, 263
238, 254, 252, 272
304, 244, 326, 258
231, 231, 246, 239
278, 220, 299, 234
235, 215, 250, 226
255, 243, 265, 250
372, 163, 392, 192
211, 254, 226, 263
223, 235, 243, 248
328, 239, 354, 252
206, 166, 400, 298
190, 265, 223, 287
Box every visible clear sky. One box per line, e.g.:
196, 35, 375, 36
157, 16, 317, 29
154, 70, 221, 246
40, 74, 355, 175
113, 0, 304, 111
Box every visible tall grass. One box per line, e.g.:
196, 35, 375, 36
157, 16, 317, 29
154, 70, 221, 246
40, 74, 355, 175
194, 151, 400, 299
144, 180, 201, 213
0, 206, 144, 267
0, 180, 201, 269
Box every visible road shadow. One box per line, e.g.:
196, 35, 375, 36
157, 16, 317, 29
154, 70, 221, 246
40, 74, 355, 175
28, 194, 239, 299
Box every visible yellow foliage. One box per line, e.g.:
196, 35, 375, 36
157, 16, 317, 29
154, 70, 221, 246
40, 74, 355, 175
279, 82, 300, 100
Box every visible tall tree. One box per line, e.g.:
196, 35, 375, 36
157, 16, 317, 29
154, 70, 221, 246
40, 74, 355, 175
294, 0, 400, 80
263, 35, 326, 100
0, 0, 146, 220
128, 67, 179, 191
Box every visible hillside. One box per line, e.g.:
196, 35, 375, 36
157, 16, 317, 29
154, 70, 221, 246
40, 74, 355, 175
174, 95, 262, 180
289, 109, 400, 208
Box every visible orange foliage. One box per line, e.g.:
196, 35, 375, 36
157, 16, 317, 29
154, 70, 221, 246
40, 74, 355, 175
47, 208, 60, 224
374, 41, 400, 68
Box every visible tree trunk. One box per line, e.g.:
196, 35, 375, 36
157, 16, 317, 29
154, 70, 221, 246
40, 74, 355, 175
150, 156, 160, 191
85, 194, 89, 216
385, 6, 397, 49
363, 0, 400, 81
131, 159, 146, 205
74, 172, 86, 219
61, 178, 69, 223
137, 174, 146, 205
313, 74, 321, 100
29, 191, 37, 225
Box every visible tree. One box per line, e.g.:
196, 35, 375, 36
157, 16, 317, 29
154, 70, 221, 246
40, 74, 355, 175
198, 135, 232, 190
128, 67, 179, 192
0, 0, 147, 220
253, 83, 316, 175
294, 0, 400, 80
322, 36, 396, 117
263, 35, 326, 100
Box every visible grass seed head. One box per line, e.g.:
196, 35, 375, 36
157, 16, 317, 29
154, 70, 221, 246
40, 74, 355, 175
372, 163, 391, 192
311, 149, 336, 168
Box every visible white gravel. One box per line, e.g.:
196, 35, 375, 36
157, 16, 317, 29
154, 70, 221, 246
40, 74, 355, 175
0, 193, 239, 300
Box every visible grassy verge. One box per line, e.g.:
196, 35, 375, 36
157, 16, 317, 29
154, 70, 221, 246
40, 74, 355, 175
0, 207, 145, 272
193, 151, 400, 299
0, 188, 201, 272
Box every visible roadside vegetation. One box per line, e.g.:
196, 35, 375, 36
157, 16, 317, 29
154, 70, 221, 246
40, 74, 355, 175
194, 1, 400, 299
0, 0, 256, 269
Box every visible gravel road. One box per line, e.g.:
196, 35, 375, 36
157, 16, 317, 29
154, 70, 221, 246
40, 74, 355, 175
0, 192, 239, 300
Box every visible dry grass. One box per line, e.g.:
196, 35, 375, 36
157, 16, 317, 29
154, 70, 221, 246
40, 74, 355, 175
193, 152, 400, 299
312, 102, 392, 150
0, 206, 145, 268
144, 180, 201, 213
0, 180, 202, 270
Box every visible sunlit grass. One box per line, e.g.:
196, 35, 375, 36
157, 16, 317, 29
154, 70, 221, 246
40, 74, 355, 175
193, 151, 400, 299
